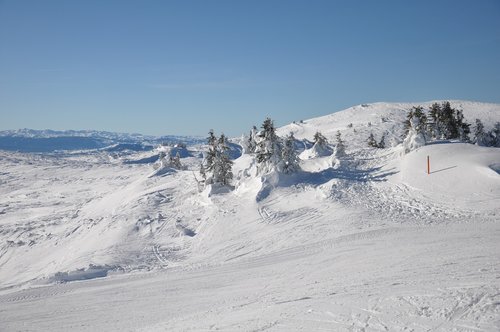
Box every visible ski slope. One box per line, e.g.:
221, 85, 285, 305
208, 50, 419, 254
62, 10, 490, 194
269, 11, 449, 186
0, 101, 499, 331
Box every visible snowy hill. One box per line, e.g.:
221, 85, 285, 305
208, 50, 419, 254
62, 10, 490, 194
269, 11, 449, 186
1, 101, 499, 331
278, 100, 500, 148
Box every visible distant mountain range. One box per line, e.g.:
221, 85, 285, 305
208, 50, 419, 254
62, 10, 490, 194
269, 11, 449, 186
0, 129, 204, 153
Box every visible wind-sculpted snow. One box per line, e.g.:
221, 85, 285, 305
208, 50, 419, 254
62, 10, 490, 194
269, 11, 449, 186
0, 101, 499, 331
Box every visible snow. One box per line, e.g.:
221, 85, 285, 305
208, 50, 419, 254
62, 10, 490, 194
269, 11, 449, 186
1, 100, 500, 331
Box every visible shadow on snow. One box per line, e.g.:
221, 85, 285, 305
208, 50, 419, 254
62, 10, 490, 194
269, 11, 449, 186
256, 165, 398, 201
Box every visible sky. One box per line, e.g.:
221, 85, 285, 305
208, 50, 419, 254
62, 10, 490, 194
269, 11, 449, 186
1, 0, 499, 137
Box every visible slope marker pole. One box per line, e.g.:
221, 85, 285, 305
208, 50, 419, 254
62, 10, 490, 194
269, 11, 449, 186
427, 155, 430, 175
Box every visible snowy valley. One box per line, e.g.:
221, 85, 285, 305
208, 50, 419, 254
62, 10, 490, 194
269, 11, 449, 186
0, 101, 499, 331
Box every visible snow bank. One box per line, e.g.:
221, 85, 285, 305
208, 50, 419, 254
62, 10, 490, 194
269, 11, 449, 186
398, 143, 500, 212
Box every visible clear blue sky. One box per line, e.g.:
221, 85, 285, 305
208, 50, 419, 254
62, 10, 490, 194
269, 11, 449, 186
1, 0, 499, 136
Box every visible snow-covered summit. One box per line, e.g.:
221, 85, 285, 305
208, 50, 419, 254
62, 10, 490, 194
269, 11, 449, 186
278, 100, 500, 148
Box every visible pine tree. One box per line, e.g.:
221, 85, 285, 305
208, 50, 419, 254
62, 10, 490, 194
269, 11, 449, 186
255, 118, 282, 173
244, 126, 258, 154
367, 133, 378, 148
403, 116, 426, 154
335, 131, 346, 156
474, 119, 488, 146
413, 107, 427, 134
403, 109, 414, 138
205, 129, 217, 173
455, 110, 471, 142
201, 132, 233, 186
280, 133, 300, 174
377, 133, 386, 149
310, 131, 331, 157
313, 131, 328, 146
213, 134, 233, 185
427, 103, 441, 139
169, 151, 182, 169
441, 101, 458, 139
491, 122, 500, 147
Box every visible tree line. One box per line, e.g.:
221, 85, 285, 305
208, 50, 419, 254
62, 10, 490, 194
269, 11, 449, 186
199, 118, 346, 187
403, 101, 500, 147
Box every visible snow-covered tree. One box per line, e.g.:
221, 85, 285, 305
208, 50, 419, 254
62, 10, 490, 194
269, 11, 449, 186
199, 162, 206, 181
491, 122, 500, 147
403, 116, 426, 154
201, 131, 233, 186
426, 102, 470, 141
313, 131, 328, 146
310, 131, 332, 157
280, 133, 300, 174
404, 106, 426, 137
456, 110, 471, 142
334, 131, 346, 157
367, 133, 378, 148
212, 134, 233, 185
157, 150, 167, 167
205, 129, 217, 173
255, 118, 282, 174
242, 126, 258, 154
441, 101, 458, 139
169, 152, 183, 169
407, 102, 470, 143
427, 103, 442, 139
474, 119, 488, 146
377, 133, 386, 149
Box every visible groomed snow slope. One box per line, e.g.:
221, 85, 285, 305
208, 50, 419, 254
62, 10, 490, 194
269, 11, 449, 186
1, 101, 499, 331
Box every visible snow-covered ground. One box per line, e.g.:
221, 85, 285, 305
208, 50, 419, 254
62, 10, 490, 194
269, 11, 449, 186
1, 101, 499, 331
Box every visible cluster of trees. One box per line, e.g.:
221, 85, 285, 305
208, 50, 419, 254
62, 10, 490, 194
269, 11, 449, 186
200, 118, 350, 188
404, 102, 471, 142
200, 130, 233, 186
199, 119, 289, 188
403, 101, 500, 149
318, 130, 346, 157
473, 119, 500, 147
156, 150, 183, 170
248, 117, 300, 175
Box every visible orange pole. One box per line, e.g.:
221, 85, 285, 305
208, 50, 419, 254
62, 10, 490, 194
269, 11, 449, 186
427, 155, 430, 174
